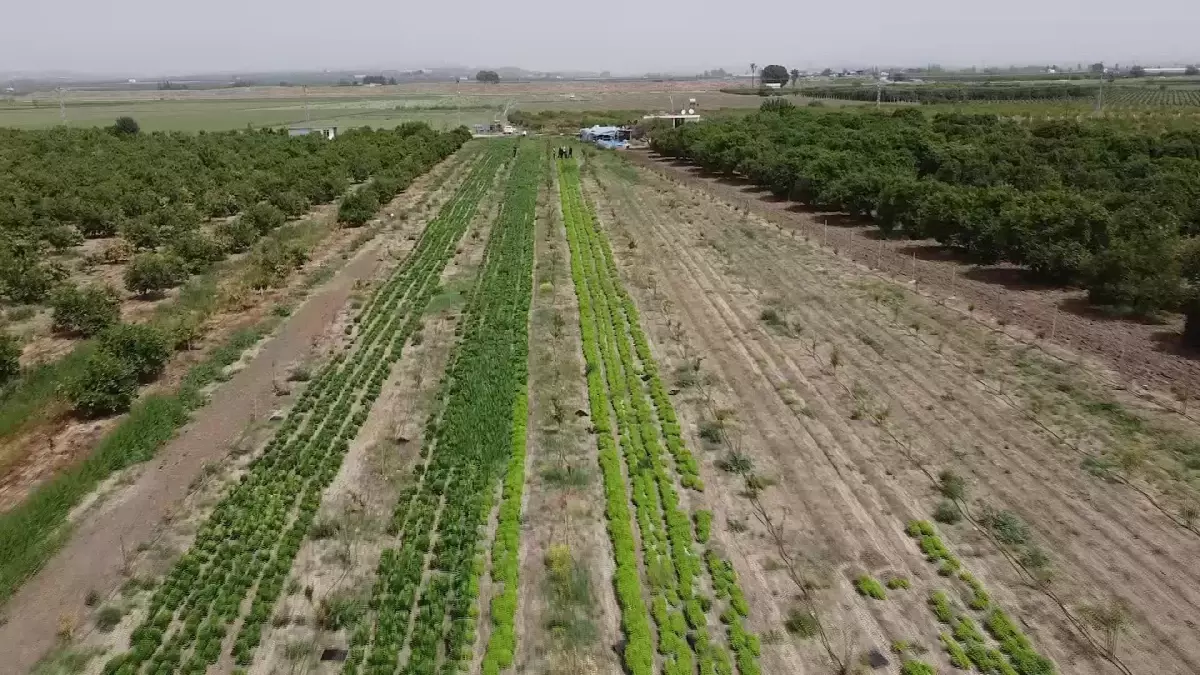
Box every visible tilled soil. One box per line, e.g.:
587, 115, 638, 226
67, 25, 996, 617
627, 151, 1200, 411
0, 153, 471, 675
583, 154, 1200, 675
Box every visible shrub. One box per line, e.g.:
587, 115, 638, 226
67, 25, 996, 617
119, 216, 163, 251
900, 660, 936, 675
125, 252, 187, 297
112, 116, 140, 135
886, 576, 911, 590
693, 510, 712, 543
1, 257, 66, 304
338, 189, 379, 226
99, 323, 171, 382
241, 202, 286, 235
95, 605, 124, 631
50, 284, 121, 336
0, 335, 20, 386
934, 499, 962, 524
65, 351, 137, 417
199, 188, 241, 218
980, 507, 1031, 546
855, 575, 886, 600
168, 230, 225, 272
938, 469, 966, 501
215, 217, 260, 253
267, 190, 310, 218
784, 608, 819, 638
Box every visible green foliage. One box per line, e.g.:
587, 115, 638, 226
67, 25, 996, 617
651, 108, 1200, 316
168, 230, 225, 273
784, 608, 819, 638
51, 285, 121, 336
693, 509, 712, 543
338, 189, 380, 226
476, 70, 501, 84
244, 240, 308, 289
855, 575, 887, 600
112, 116, 140, 135
938, 469, 966, 500
214, 217, 260, 253
124, 252, 187, 297
0, 334, 20, 386
266, 190, 310, 218
934, 499, 962, 524
316, 591, 364, 631
929, 590, 954, 623
760, 65, 791, 86
96, 605, 124, 632
900, 660, 936, 675
980, 507, 1032, 545
64, 351, 137, 417
98, 323, 171, 383
886, 576, 911, 590
941, 632, 972, 669
241, 202, 286, 235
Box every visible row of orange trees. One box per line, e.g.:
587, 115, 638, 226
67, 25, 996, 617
652, 106, 1200, 326
97, 142, 507, 675
559, 156, 760, 675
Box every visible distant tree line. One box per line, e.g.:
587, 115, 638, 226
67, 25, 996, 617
651, 107, 1200, 340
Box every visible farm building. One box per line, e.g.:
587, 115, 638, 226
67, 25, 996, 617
642, 113, 702, 128
288, 126, 338, 140
1143, 67, 1188, 75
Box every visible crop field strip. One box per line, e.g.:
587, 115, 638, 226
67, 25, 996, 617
338, 139, 541, 675
95, 140, 511, 675
558, 157, 760, 675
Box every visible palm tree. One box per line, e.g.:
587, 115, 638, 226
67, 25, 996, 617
750, 62, 757, 89
790, 68, 801, 88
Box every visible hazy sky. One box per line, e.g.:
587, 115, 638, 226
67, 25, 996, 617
5, 0, 1198, 75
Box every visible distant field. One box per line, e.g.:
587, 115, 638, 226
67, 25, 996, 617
0, 81, 767, 132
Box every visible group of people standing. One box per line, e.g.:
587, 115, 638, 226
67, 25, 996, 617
555, 146, 574, 159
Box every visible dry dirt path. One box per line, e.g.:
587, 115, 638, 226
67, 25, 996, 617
582, 153, 1200, 675
0, 151, 474, 675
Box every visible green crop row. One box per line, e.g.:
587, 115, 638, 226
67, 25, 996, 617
559, 156, 759, 675
98, 142, 509, 675
341, 139, 541, 675
562, 158, 702, 672
908, 521, 1055, 675
559, 157, 656, 675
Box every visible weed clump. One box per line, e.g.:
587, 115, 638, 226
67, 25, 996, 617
934, 499, 961, 524
855, 575, 887, 600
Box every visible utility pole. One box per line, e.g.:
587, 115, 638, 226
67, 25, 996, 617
1096, 69, 1104, 113
303, 85, 311, 125
876, 80, 882, 108
57, 88, 66, 124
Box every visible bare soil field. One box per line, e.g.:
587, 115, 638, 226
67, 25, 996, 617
0, 149, 476, 675
626, 151, 1200, 410
580, 151, 1200, 675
